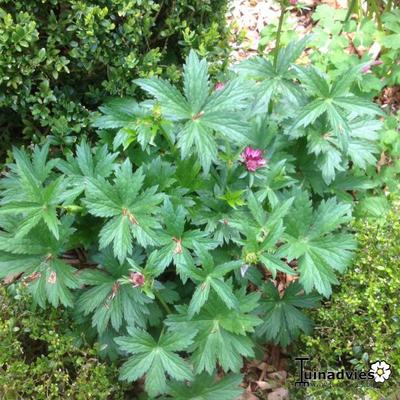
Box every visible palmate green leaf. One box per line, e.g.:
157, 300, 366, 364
84, 160, 163, 261
134, 78, 191, 120
0, 145, 65, 239
290, 99, 328, 130
136, 50, 250, 172
155, 199, 218, 280
178, 120, 218, 173
92, 98, 160, 150
0, 218, 78, 308
57, 140, 117, 202
252, 159, 296, 207
204, 78, 250, 112
230, 192, 296, 278
93, 98, 146, 130
234, 57, 275, 80
294, 65, 330, 97
347, 138, 378, 169
186, 248, 241, 317
77, 249, 151, 334
278, 191, 356, 297
183, 50, 210, 113
164, 373, 244, 400
305, 115, 381, 184
291, 63, 383, 150
256, 281, 320, 347
191, 193, 241, 245
143, 157, 176, 191
115, 327, 195, 397
166, 289, 262, 374
275, 36, 310, 75
235, 37, 309, 108
332, 95, 383, 115
306, 127, 345, 184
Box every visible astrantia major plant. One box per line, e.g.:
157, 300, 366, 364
0, 42, 383, 397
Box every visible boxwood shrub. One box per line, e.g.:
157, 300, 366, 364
0, 0, 229, 156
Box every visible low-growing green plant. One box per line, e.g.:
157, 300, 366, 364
259, 4, 400, 96
0, 284, 127, 400
0, 43, 385, 397
258, 3, 400, 214
290, 201, 400, 399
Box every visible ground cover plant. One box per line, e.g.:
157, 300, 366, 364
0, 38, 387, 397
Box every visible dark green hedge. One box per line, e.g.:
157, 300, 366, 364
0, 0, 229, 155
291, 201, 400, 399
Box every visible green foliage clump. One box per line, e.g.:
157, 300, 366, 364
0, 284, 127, 400
0, 44, 385, 398
257, 4, 400, 214
0, 0, 229, 154
292, 201, 400, 399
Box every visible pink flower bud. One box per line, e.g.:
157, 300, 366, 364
129, 272, 145, 287
362, 60, 383, 74
361, 65, 371, 74
240, 146, 267, 172
290, 0, 298, 5
214, 82, 225, 91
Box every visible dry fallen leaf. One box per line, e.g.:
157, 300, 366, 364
256, 380, 273, 390
268, 370, 288, 382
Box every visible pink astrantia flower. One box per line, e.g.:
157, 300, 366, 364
129, 272, 145, 287
214, 82, 225, 91
240, 146, 267, 172
290, 0, 298, 5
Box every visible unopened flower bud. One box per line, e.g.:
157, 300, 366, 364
129, 272, 145, 287
243, 252, 258, 265
214, 82, 225, 91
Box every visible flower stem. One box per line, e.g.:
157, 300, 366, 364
273, 2, 286, 70
155, 291, 172, 314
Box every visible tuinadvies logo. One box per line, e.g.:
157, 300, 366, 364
295, 357, 392, 387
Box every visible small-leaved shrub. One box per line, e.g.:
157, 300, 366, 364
0, 43, 386, 398
0, 284, 127, 400
0, 0, 229, 156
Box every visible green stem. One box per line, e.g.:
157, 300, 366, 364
162, 128, 176, 156
384, 0, 393, 12
368, 0, 383, 30
340, 0, 358, 35
155, 292, 172, 314
273, 2, 286, 70
159, 324, 166, 338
